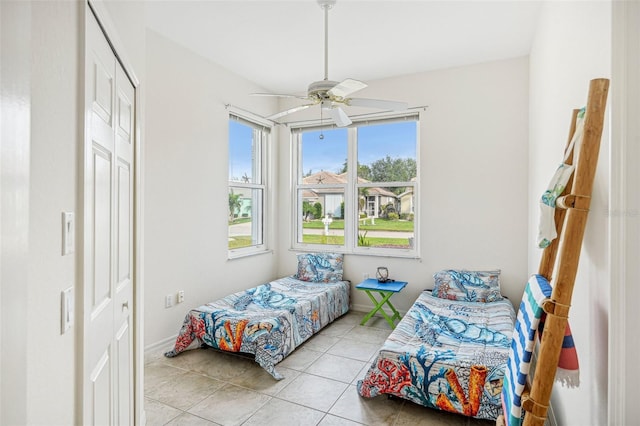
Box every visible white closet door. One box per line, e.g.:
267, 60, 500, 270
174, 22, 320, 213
83, 10, 134, 425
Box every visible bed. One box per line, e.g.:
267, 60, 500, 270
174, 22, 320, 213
165, 253, 349, 380
357, 269, 516, 420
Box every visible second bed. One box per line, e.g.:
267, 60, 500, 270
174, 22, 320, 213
357, 270, 516, 420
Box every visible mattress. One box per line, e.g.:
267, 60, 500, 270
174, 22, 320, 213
357, 291, 515, 420
165, 276, 350, 380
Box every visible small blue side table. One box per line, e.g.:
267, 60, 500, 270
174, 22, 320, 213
355, 278, 408, 329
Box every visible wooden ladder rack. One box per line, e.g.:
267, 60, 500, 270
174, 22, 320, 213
519, 78, 609, 426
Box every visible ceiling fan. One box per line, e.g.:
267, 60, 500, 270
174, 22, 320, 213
252, 0, 408, 127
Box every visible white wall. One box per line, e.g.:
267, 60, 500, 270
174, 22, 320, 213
0, 1, 82, 424
276, 57, 531, 312
528, 2, 611, 425
143, 30, 280, 347
1, 2, 31, 424
26, 3, 80, 423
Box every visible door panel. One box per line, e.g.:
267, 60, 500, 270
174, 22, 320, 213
84, 9, 135, 425
90, 350, 112, 426
117, 162, 130, 286
115, 320, 132, 425
92, 148, 112, 313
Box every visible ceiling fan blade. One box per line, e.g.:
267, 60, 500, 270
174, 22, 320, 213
251, 93, 309, 100
348, 98, 409, 111
267, 104, 315, 120
328, 106, 352, 127
327, 78, 368, 98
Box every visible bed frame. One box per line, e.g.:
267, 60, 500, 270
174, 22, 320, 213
503, 78, 609, 426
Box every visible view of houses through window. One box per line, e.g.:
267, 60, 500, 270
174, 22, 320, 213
294, 117, 418, 254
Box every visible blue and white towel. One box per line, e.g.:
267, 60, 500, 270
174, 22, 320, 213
501, 274, 552, 426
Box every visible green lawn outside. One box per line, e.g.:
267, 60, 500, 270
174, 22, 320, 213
302, 218, 413, 232
229, 217, 252, 226
228, 236, 252, 249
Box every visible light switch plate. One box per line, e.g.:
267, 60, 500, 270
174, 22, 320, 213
62, 212, 75, 255
61, 286, 74, 334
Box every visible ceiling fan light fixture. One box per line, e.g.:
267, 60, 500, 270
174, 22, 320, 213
253, 0, 408, 128
308, 80, 340, 101
317, 0, 336, 11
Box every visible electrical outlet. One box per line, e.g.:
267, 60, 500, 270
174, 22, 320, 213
165, 294, 173, 308
177, 290, 184, 303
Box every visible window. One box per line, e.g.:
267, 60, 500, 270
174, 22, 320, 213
293, 115, 418, 256
228, 113, 270, 257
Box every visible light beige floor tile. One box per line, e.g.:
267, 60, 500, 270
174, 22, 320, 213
306, 353, 367, 383
187, 384, 271, 426
351, 362, 374, 385
302, 334, 341, 352
329, 384, 403, 425
343, 326, 392, 345
318, 321, 356, 338
243, 398, 325, 426
395, 400, 495, 425
327, 338, 381, 362
278, 346, 324, 371
144, 397, 183, 425
228, 364, 301, 396
145, 347, 170, 365
146, 370, 224, 411
145, 362, 190, 393
335, 311, 367, 326
358, 315, 395, 330
318, 414, 365, 426
164, 411, 221, 425
276, 373, 349, 412
164, 348, 254, 381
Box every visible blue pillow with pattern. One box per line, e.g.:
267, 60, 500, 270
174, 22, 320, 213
432, 269, 503, 303
296, 253, 344, 283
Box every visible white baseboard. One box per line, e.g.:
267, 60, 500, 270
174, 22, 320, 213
144, 335, 177, 355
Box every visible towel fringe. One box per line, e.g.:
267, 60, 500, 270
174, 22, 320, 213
555, 368, 580, 388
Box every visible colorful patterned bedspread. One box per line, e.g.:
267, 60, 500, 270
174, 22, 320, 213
357, 291, 515, 420
165, 276, 350, 380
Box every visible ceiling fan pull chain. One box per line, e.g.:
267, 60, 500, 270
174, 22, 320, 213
320, 104, 325, 139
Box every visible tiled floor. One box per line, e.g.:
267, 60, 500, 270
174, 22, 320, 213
145, 311, 494, 426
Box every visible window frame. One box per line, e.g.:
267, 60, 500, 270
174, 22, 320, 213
227, 110, 272, 259
291, 113, 420, 258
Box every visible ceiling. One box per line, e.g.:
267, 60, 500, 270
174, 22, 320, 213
145, 0, 542, 95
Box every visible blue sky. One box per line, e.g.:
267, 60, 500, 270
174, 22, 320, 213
229, 120, 417, 180
302, 121, 417, 175
228, 120, 255, 182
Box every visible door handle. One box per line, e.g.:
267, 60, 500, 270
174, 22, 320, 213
122, 301, 129, 311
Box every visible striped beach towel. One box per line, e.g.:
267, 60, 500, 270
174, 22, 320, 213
501, 274, 579, 426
